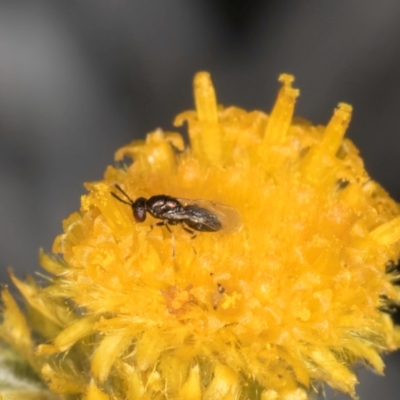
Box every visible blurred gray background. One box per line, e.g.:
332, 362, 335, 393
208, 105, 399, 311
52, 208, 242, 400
1, 1, 400, 398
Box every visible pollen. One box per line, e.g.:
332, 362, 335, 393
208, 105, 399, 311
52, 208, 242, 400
2, 72, 400, 400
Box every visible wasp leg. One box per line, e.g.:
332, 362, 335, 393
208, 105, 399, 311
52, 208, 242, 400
150, 221, 172, 233
181, 225, 197, 254
182, 225, 197, 239
164, 223, 172, 233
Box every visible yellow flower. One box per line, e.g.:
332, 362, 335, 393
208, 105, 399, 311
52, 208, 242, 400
2, 72, 400, 400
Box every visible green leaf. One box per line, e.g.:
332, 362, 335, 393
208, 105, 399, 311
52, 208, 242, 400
0, 342, 60, 400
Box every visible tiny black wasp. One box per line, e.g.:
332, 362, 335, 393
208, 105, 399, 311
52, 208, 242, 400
110, 184, 241, 234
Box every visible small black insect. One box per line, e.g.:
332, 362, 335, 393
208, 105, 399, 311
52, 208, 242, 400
110, 184, 241, 234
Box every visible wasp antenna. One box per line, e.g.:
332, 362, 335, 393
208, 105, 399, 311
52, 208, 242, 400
114, 184, 135, 202
110, 191, 132, 205
110, 184, 135, 205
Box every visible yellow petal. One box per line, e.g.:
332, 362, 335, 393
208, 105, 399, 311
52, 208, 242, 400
0, 288, 32, 356
91, 333, 132, 383
83, 381, 109, 400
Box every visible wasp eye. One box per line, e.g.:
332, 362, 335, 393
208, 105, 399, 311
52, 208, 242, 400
133, 198, 147, 222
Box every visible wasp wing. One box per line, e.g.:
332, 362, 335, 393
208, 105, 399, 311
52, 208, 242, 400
177, 198, 241, 233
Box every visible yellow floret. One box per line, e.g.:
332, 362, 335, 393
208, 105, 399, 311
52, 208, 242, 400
2, 72, 400, 400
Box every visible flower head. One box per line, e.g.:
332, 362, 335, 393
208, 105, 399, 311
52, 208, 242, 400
2, 72, 400, 400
